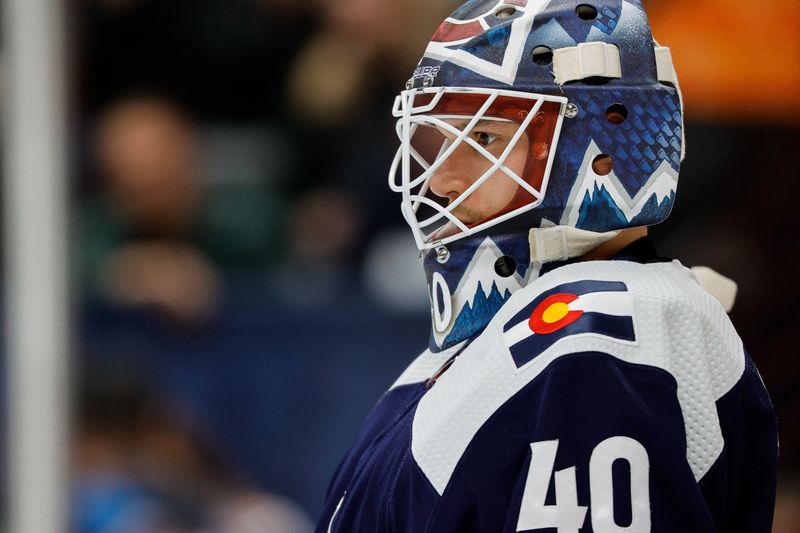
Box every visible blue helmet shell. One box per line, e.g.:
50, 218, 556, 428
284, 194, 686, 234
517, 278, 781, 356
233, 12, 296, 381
398, 0, 682, 350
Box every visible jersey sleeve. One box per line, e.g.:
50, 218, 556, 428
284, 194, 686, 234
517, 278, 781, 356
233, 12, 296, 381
696, 353, 778, 532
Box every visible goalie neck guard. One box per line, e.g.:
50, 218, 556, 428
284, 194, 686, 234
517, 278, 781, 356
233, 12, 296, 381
388, 0, 683, 351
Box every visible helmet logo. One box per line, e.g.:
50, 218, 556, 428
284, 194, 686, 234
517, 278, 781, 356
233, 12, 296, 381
424, 0, 549, 84
431, 272, 454, 333
411, 65, 441, 88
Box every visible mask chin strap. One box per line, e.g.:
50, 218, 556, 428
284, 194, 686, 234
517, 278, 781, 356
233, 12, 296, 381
528, 225, 621, 263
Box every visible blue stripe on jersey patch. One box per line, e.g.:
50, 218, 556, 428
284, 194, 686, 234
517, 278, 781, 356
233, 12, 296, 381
504, 280, 635, 369
503, 280, 628, 334
509, 313, 635, 368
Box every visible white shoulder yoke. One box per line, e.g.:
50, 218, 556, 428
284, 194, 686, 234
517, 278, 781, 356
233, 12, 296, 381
411, 259, 746, 495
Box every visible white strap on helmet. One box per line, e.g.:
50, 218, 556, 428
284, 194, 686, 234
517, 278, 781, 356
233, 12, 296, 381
654, 44, 686, 162
654, 46, 678, 85
552, 42, 622, 84
529, 225, 621, 263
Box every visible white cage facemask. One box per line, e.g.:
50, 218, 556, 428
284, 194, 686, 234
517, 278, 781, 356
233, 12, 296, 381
389, 87, 568, 251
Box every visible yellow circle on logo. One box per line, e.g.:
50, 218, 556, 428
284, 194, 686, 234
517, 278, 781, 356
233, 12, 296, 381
542, 302, 570, 324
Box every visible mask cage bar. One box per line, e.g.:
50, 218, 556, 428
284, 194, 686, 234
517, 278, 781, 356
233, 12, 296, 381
410, 137, 452, 215
388, 87, 569, 250
390, 90, 498, 194
406, 109, 542, 232
393, 90, 541, 232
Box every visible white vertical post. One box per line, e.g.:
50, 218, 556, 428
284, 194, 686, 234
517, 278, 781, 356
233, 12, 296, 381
3, 0, 70, 531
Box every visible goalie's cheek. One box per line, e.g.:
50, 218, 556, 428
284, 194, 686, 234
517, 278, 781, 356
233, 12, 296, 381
428, 144, 481, 200
471, 172, 521, 213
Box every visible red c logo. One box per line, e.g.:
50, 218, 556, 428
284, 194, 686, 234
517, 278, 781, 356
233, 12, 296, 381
528, 293, 584, 334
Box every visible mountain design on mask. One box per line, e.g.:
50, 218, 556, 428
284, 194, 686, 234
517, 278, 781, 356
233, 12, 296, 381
443, 281, 512, 348
576, 182, 676, 232
434, 238, 527, 349
561, 144, 678, 231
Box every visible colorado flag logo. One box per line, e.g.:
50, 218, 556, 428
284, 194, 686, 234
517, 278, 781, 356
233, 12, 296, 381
503, 280, 636, 368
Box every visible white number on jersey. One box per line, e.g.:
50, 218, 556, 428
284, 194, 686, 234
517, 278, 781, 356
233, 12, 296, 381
516, 440, 588, 532
516, 437, 650, 532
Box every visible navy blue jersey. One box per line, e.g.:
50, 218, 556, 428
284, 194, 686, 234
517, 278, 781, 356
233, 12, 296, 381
317, 252, 777, 532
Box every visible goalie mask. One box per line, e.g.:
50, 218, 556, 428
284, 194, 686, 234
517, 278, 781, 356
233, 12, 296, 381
389, 0, 683, 351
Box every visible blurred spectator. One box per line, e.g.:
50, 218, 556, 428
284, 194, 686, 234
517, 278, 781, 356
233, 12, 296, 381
73, 370, 313, 533
287, 187, 361, 267
81, 95, 285, 324
271, 186, 363, 305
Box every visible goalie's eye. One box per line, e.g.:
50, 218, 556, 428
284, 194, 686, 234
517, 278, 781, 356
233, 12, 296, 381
472, 131, 497, 147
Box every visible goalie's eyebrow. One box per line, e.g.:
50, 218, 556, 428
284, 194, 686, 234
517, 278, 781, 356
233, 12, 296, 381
439, 118, 514, 132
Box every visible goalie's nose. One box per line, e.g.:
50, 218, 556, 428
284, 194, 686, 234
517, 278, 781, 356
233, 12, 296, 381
429, 142, 471, 203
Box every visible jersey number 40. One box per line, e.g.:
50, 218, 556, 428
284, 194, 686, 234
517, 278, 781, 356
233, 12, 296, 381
517, 437, 650, 533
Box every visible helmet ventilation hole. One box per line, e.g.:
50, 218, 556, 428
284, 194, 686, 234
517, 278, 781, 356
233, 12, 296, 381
592, 154, 614, 176
576, 4, 599, 21
495, 6, 517, 18
531, 46, 553, 65
494, 256, 517, 278
606, 103, 628, 125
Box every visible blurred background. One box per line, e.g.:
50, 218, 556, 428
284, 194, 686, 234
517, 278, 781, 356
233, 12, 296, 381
1, 0, 799, 531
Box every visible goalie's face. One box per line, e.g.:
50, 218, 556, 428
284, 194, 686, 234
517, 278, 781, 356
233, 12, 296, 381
389, 88, 567, 250
429, 119, 530, 226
